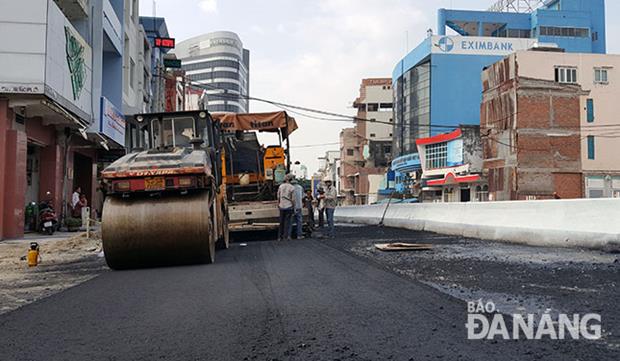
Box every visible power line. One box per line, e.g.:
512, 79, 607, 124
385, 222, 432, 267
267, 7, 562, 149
183, 77, 462, 129
291, 142, 341, 149
182, 77, 620, 142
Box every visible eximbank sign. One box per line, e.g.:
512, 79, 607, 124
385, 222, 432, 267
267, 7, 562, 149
431, 36, 538, 56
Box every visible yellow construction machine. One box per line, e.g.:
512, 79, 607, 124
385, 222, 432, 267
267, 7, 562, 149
100, 110, 229, 269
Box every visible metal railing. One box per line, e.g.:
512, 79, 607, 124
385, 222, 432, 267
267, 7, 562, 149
488, 0, 544, 13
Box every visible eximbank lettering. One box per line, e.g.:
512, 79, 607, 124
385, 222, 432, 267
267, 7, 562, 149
461, 40, 514, 51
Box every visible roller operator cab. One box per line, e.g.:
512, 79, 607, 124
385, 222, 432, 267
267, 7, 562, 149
101, 110, 229, 270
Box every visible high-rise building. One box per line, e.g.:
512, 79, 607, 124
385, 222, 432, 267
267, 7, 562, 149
174, 31, 250, 113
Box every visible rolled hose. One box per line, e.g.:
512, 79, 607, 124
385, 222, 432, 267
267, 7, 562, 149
102, 192, 214, 269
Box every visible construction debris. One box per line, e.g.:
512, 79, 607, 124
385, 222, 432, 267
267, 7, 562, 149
374, 243, 433, 252
0, 232, 105, 315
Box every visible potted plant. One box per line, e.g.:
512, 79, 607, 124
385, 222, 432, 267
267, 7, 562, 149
65, 217, 82, 232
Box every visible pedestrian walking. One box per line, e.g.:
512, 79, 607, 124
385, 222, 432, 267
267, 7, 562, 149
303, 189, 315, 229
277, 174, 296, 241
317, 188, 325, 227
71, 186, 81, 210
321, 178, 337, 238
291, 178, 304, 239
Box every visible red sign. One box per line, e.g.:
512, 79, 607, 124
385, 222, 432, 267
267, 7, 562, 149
154, 37, 175, 49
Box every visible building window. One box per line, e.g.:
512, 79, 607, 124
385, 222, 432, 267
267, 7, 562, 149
367, 103, 379, 112
379, 103, 393, 112
555, 67, 577, 84
587, 136, 595, 160
594, 68, 608, 84
130, 58, 136, 89
540, 26, 589, 38
347, 149, 354, 156
592, 32, 599, 41
369, 133, 376, 138
384, 145, 392, 154
586, 99, 595, 123
589, 189, 604, 198
123, 35, 130, 90
501, 28, 531, 38
425, 142, 448, 169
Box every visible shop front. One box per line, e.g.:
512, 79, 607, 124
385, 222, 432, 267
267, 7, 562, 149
0, 0, 96, 239
416, 126, 487, 203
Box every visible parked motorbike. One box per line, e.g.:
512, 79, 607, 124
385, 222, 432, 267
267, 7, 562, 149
38, 199, 58, 235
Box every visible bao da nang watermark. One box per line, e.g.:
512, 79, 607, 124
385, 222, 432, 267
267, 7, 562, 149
466, 300, 601, 340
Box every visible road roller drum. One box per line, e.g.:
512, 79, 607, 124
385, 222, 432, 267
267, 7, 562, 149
102, 192, 214, 269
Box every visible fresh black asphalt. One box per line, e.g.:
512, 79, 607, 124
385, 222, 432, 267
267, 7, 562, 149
0, 228, 616, 360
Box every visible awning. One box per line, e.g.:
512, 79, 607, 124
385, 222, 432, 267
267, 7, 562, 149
211, 111, 298, 137
426, 172, 481, 186
416, 128, 462, 146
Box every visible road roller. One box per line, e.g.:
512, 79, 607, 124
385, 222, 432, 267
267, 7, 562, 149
101, 110, 229, 270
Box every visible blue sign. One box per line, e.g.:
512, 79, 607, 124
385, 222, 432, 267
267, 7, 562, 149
387, 170, 396, 182
437, 36, 454, 52
447, 138, 464, 166
100, 97, 125, 146
391, 153, 421, 172
461, 40, 514, 51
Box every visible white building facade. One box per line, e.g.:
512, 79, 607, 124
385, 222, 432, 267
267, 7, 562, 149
122, 0, 151, 116
174, 31, 250, 113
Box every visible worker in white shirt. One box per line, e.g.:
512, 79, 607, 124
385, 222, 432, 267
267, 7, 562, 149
71, 186, 81, 209
319, 178, 337, 238
277, 174, 296, 241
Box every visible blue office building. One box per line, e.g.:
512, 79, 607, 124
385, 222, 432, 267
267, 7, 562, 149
392, 0, 606, 158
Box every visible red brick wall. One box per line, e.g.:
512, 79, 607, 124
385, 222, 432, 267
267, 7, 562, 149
553, 173, 583, 199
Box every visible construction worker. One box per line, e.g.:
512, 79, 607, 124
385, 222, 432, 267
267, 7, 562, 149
319, 178, 337, 238
277, 174, 296, 241
291, 177, 304, 239
303, 189, 315, 229
317, 188, 325, 227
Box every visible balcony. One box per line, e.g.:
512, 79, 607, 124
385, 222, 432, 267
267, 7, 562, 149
53, 0, 88, 19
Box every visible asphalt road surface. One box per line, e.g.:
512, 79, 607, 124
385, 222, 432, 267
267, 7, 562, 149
0, 226, 617, 360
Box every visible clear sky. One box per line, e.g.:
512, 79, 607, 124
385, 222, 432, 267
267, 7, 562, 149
141, 0, 620, 173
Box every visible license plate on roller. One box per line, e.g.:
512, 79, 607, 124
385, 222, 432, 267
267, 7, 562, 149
44, 221, 52, 227
144, 177, 165, 190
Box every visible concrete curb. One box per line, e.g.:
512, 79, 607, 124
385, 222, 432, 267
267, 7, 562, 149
335, 199, 620, 252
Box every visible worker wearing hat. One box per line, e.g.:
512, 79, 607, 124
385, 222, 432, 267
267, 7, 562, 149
318, 177, 337, 238
277, 173, 296, 241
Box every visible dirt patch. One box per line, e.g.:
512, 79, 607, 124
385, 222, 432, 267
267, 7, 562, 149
0, 232, 107, 315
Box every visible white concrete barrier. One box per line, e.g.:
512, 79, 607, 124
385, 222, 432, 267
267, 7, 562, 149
335, 199, 620, 251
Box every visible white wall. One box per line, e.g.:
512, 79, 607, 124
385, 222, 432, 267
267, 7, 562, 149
335, 199, 620, 251
0, 0, 47, 92
122, 0, 143, 116
363, 84, 393, 140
